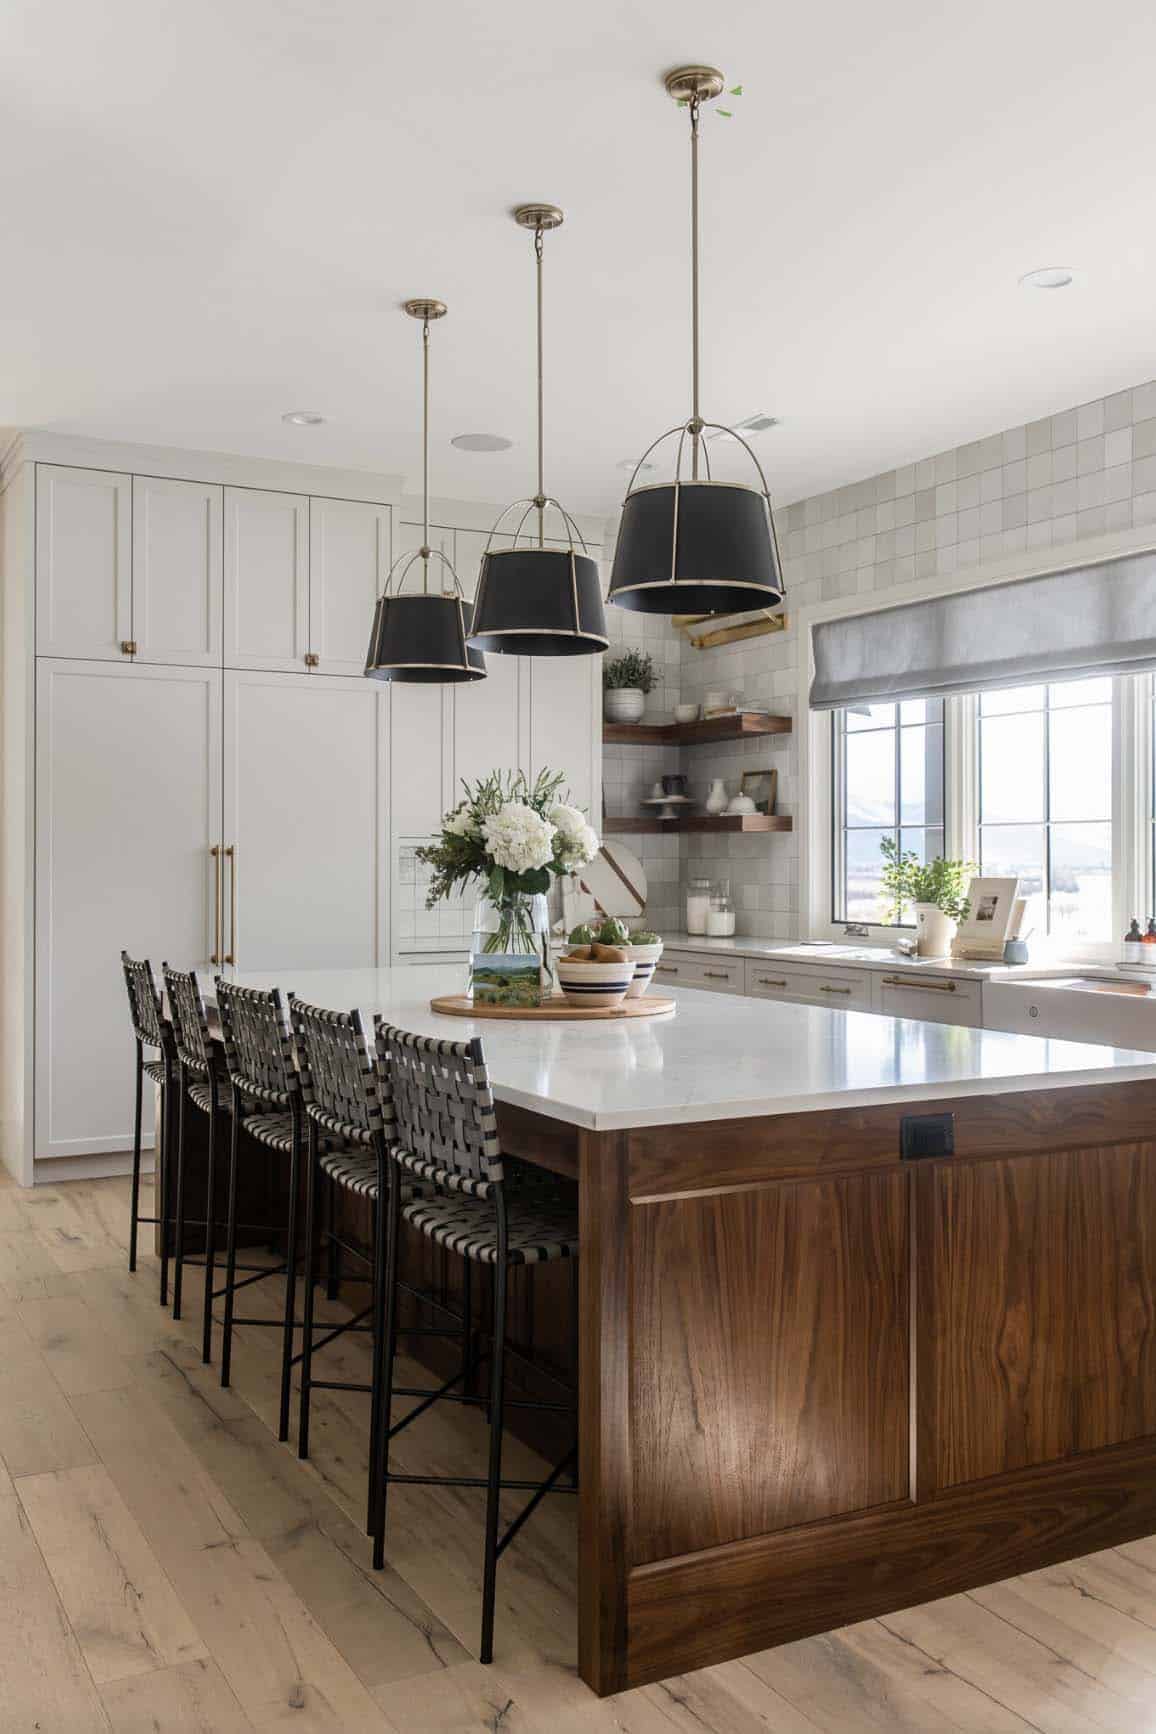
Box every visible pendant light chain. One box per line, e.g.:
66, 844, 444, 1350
534, 222, 546, 547
689, 90, 702, 483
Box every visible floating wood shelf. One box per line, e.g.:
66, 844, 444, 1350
603, 814, 793, 835
603, 711, 792, 747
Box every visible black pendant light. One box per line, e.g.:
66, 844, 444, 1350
365, 299, 486, 684
468, 205, 608, 657
607, 67, 786, 617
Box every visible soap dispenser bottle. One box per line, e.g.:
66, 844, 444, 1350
1125, 918, 1144, 963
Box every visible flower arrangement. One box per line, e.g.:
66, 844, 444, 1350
418, 768, 599, 958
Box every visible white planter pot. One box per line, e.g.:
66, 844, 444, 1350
604, 687, 645, 724
912, 903, 956, 959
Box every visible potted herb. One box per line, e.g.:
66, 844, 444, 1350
603, 650, 656, 724
879, 837, 975, 959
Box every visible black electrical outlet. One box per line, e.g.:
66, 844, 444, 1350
900, 1112, 955, 1160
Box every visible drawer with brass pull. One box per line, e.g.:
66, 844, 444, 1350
872, 970, 981, 1026
744, 960, 871, 1008
656, 952, 745, 994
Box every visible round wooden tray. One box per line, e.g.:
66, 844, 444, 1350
429, 993, 676, 1022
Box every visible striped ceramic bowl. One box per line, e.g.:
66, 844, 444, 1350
556, 958, 633, 1010
623, 940, 664, 999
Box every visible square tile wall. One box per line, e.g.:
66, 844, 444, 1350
605, 378, 1156, 940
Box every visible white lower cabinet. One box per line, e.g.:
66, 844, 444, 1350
35, 660, 222, 1161
223, 671, 388, 971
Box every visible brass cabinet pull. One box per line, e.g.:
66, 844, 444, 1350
703, 969, 731, 980
880, 975, 957, 993
224, 846, 237, 965
210, 845, 222, 965
819, 984, 853, 995
120, 639, 137, 656
304, 652, 319, 668
655, 964, 678, 973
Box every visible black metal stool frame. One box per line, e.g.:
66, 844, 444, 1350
370, 1022, 578, 1665
120, 952, 176, 1300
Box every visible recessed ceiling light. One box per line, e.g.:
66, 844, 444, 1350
451, 433, 513, 452
1019, 266, 1076, 290
282, 409, 327, 426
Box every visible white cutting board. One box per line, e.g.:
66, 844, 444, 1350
575, 842, 648, 921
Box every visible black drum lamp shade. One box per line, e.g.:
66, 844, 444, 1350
469, 204, 608, 657
364, 590, 485, 683
608, 478, 784, 615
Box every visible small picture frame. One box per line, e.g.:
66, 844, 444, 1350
740, 768, 778, 815
952, 876, 1020, 958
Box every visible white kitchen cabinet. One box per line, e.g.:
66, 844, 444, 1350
132, 476, 222, 666
35, 660, 222, 1160
36, 465, 132, 660
223, 671, 388, 971
528, 657, 600, 817
309, 496, 390, 675
390, 680, 452, 839
453, 652, 521, 796
870, 969, 982, 1027
223, 487, 309, 672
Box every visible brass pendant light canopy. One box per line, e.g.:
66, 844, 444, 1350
468, 205, 609, 657
607, 67, 786, 618
365, 300, 486, 684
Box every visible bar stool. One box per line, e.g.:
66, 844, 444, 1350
120, 952, 175, 1300
161, 966, 291, 1374
290, 997, 440, 1532
215, 980, 307, 1443
371, 1023, 579, 1665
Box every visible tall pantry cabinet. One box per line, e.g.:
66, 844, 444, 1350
1, 439, 602, 1184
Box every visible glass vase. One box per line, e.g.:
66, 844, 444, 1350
469, 891, 551, 1008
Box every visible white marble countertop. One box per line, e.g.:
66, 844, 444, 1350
204, 964, 1156, 1132
655, 933, 1125, 982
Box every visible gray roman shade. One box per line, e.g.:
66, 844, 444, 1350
809, 551, 1156, 710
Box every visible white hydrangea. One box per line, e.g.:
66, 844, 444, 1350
481, 801, 556, 873
548, 803, 599, 870
444, 804, 477, 838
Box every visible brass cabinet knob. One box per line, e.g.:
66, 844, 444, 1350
120, 640, 137, 656
304, 652, 319, 668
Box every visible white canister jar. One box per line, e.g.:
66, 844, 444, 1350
686, 877, 711, 935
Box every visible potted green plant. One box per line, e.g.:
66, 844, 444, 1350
603, 649, 656, 724
879, 837, 975, 958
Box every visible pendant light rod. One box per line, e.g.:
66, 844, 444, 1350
513, 203, 563, 549
403, 297, 446, 594
663, 66, 724, 481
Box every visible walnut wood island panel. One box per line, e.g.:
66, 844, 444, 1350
205, 966, 1156, 1696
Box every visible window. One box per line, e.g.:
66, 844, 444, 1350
833, 700, 945, 925
828, 673, 1126, 950
979, 680, 1112, 943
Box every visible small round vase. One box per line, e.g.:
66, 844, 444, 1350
912, 903, 956, 959
604, 687, 645, 724
704, 778, 728, 815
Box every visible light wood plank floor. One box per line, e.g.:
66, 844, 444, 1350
5, 1166, 1156, 1731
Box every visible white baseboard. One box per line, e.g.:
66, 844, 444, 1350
32, 1151, 154, 1185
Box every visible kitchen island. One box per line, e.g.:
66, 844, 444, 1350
210, 965, 1156, 1695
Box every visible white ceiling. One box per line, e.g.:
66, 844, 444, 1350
5, 0, 1156, 515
